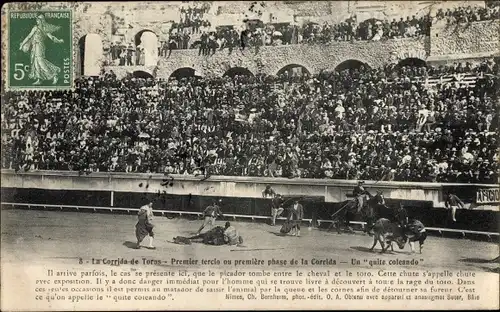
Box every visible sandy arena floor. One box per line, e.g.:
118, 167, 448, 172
1, 209, 498, 271
1, 209, 498, 310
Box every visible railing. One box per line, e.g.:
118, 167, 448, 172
3, 168, 496, 189
2, 202, 497, 240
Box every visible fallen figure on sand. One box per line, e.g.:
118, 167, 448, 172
173, 222, 244, 246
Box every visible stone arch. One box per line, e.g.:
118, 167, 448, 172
335, 59, 371, 72
134, 30, 159, 66
223, 67, 254, 78
276, 64, 311, 77
397, 57, 427, 68
132, 70, 154, 79
169, 67, 202, 81
395, 50, 427, 62
78, 34, 104, 76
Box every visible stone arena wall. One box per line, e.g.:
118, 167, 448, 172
429, 20, 500, 59
98, 19, 497, 79
1, 170, 497, 210
1, 170, 498, 232
107, 37, 429, 79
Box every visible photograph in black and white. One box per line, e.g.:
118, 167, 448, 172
1, 1, 499, 311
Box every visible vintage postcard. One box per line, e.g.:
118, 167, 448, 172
1, 1, 499, 311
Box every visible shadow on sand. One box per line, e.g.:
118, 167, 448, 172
350, 246, 380, 254
316, 227, 338, 233
123, 241, 138, 249
459, 256, 499, 264
267, 231, 291, 237
479, 266, 500, 274
350, 245, 407, 255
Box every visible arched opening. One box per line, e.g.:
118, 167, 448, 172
132, 70, 154, 79
335, 60, 370, 72
276, 64, 310, 78
78, 34, 104, 76
223, 67, 254, 78
134, 30, 159, 66
169, 67, 202, 81
397, 58, 427, 68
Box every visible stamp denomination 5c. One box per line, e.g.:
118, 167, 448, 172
7, 10, 72, 90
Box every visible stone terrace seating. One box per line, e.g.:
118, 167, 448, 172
1, 61, 498, 184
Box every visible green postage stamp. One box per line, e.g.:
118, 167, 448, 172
7, 10, 72, 89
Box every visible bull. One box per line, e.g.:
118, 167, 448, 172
370, 218, 427, 254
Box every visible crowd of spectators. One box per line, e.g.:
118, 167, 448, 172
109, 43, 137, 66
109, 4, 499, 62
231, 2, 500, 48
2, 60, 498, 184
162, 2, 213, 52
157, 12, 432, 58
159, 5, 499, 55
301, 15, 432, 43
178, 2, 212, 33
435, 5, 500, 24
112, 2, 214, 61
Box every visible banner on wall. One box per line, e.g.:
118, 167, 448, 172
442, 185, 500, 205
476, 187, 500, 204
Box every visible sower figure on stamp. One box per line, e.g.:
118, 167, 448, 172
445, 192, 465, 222
19, 14, 64, 85
196, 199, 224, 234
135, 202, 155, 249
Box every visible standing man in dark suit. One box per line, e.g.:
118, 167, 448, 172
196, 199, 224, 234
288, 200, 304, 237
395, 202, 409, 227
269, 193, 285, 226
444, 192, 465, 222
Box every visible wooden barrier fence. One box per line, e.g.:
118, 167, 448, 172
2, 202, 497, 241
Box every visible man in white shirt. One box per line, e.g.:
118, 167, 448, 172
223, 222, 243, 245
334, 101, 345, 120
416, 104, 429, 132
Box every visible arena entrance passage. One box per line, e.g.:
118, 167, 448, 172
397, 58, 427, 68
169, 67, 201, 81
132, 70, 154, 79
223, 67, 254, 78
335, 59, 371, 72
78, 34, 103, 76
276, 64, 310, 78
280, 195, 325, 228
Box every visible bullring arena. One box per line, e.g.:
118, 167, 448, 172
1, 0, 500, 310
